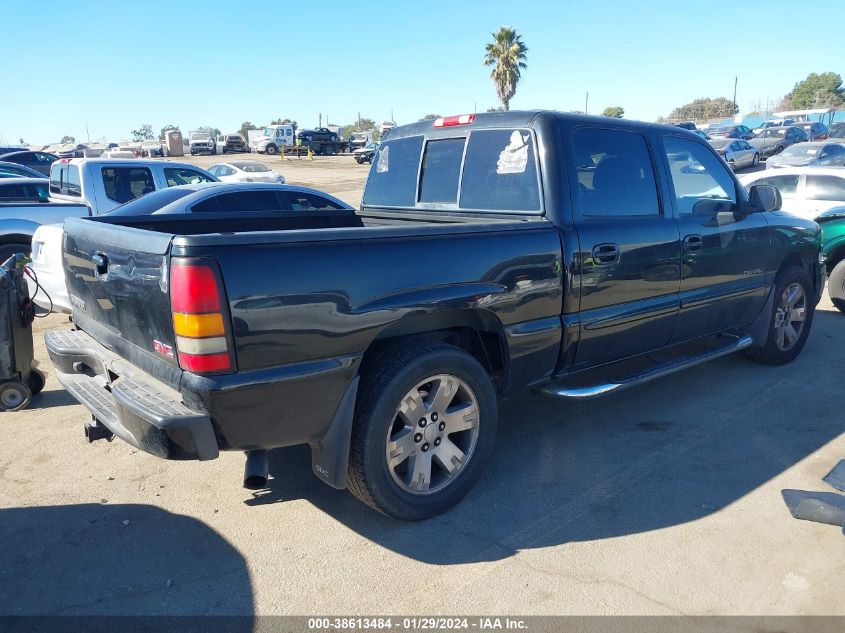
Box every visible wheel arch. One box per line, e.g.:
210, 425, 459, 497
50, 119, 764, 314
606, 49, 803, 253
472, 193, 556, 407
364, 308, 508, 393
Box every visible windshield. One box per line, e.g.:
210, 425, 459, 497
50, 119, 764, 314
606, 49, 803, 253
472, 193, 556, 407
231, 161, 270, 173
192, 133, 211, 140
759, 129, 787, 138
105, 187, 196, 215
780, 144, 820, 158
709, 138, 731, 149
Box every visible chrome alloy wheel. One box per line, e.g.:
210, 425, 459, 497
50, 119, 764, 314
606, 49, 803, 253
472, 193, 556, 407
385, 374, 480, 495
773, 282, 807, 351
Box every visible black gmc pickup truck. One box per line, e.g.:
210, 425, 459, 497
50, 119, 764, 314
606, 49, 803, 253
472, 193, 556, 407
47, 111, 824, 520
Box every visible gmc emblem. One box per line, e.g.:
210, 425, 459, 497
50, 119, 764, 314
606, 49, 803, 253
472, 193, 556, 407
153, 340, 175, 359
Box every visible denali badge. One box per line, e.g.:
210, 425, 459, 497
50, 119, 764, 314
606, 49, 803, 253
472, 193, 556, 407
153, 340, 175, 359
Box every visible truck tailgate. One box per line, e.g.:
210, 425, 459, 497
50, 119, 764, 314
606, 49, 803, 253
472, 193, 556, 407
62, 217, 181, 381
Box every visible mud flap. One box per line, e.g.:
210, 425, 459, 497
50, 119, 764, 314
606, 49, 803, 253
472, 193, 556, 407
782, 489, 845, 527
309, 376, 359, 490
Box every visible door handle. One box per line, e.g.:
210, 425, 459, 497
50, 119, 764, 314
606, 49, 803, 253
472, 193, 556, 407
683, 234, 703, 253
92, 252, 109, 276
592, 243, 620, 264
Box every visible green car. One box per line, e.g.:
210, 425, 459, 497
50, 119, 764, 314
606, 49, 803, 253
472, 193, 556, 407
818, 206, 845, 312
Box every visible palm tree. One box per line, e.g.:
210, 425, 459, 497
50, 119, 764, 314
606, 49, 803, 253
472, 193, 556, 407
484, 27, 528, 112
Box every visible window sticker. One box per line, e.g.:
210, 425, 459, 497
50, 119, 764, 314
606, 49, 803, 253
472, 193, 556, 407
496, 130, 530, 175
376, 145, 390, 173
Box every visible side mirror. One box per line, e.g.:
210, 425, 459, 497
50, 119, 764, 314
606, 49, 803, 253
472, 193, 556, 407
749, 184, 781, 212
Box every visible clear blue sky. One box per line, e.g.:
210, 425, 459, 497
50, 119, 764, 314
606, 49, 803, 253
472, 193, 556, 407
3, 0, 843, 145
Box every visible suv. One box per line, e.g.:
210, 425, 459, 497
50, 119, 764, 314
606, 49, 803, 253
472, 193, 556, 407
189, 133, 216, 155
215, 134, 248, 154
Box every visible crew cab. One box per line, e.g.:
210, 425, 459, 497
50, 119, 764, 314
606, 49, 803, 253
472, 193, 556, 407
26, 159, 216, 311
47, 111, 824, 520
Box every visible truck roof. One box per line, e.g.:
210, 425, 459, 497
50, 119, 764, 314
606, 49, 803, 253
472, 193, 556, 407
386, 110, 691, 141
56, 158, 202, 170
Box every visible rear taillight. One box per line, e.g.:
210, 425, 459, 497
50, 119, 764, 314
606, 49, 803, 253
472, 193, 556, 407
170, 258, 234, 374
433, 114, 475, 128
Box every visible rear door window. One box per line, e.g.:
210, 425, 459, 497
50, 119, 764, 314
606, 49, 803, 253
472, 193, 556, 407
459, 129, 540, 212
805, 175, 845, 201
102, 167, 154, 203
362, 135, 424, 207
418, 138, 465, 204
575, 128, 660, 217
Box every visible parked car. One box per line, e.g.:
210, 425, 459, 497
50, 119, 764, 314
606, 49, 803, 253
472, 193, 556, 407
0, 151, 58, 176
297, 128, 339, 143
748, 126, 808, 159
214, 134, 249, 154
0, 146, 26, 155
57, 143, 89, 159
189, 133, 216, 155
140, 140, 164, 158
708, 137, 760, 170
793, 121, 829, 141
815, 206, 845, 312
0, 178, 49, 202
348, 131, 374, 151
23, 159, 217, 311
765, 141, 845, 169
0, 161, 47, 179
353, 142, 378, 164
708, 124, 755, 140
207, 161, 285, 183
827, 122, 845, 139
673, 122, 697, 130
46, 111, 822, 520
752, 118, 795, 134
739, 167, 845, 219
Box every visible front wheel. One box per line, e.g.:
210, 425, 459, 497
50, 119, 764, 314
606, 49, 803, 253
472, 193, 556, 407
347, 342, 497, 520
747, 266, 814, 365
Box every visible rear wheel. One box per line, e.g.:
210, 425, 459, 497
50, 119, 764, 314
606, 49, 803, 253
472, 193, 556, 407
347, 342, 497, 520
752, 152, 760, 167
0, 381, 32, 412
323, 145, 334, 156
747, 266, 814, 365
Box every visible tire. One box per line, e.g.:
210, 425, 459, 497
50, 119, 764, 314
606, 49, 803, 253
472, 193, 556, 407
355, 156, 365, 164
827, 258, 845, 313
27, 369, 45, 395
265, 144, 278, 155
752, 153, 760, 167
0, 243, 29, 264
347, 342, 498, 520
323, 145, 334, 156
0, 381, 32, 412
746, 266, 815, 365
330, 134, 338, 142
727, 160, 735, 172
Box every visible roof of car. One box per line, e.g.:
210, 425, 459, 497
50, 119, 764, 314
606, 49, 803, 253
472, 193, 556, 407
57, 158, 207, 170
0, 177, 48, 185
739, 166, 845, 184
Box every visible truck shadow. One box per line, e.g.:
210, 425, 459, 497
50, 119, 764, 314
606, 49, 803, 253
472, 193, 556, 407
249, 309, 845, 565
0, 504, 254, 620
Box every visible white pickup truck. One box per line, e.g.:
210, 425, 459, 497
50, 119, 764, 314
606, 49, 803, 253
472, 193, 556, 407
22, 158, 216, 312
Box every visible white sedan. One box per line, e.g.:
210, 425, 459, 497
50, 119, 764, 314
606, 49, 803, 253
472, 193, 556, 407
739, 167, 845, 220
207, 160, 285, 183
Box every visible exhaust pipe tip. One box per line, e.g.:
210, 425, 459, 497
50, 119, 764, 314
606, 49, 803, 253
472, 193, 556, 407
243, 450, 269, 490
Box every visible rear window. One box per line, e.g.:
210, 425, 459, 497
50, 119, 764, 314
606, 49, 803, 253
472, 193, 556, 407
363, 128, 541, 213
191, 190, 289, 213
107, 187, 196, 215
49, 163, 82, 197
102, 167, 154, 203
363, 136, 424, 207
460, 129, 540, 212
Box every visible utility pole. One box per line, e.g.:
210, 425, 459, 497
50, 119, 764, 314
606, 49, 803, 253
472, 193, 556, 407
585, 92, 589, 115
319, 113, 322, 127
390, 107, 394, 122
732, 76, 738, 118
85, 121, 90, 143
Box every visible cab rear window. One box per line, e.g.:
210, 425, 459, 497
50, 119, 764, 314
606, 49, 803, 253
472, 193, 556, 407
363, 128, 541, 213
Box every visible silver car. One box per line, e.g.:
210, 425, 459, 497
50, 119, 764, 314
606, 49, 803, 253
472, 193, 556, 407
709, 137, 760, 171
766, 141, 845, 169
